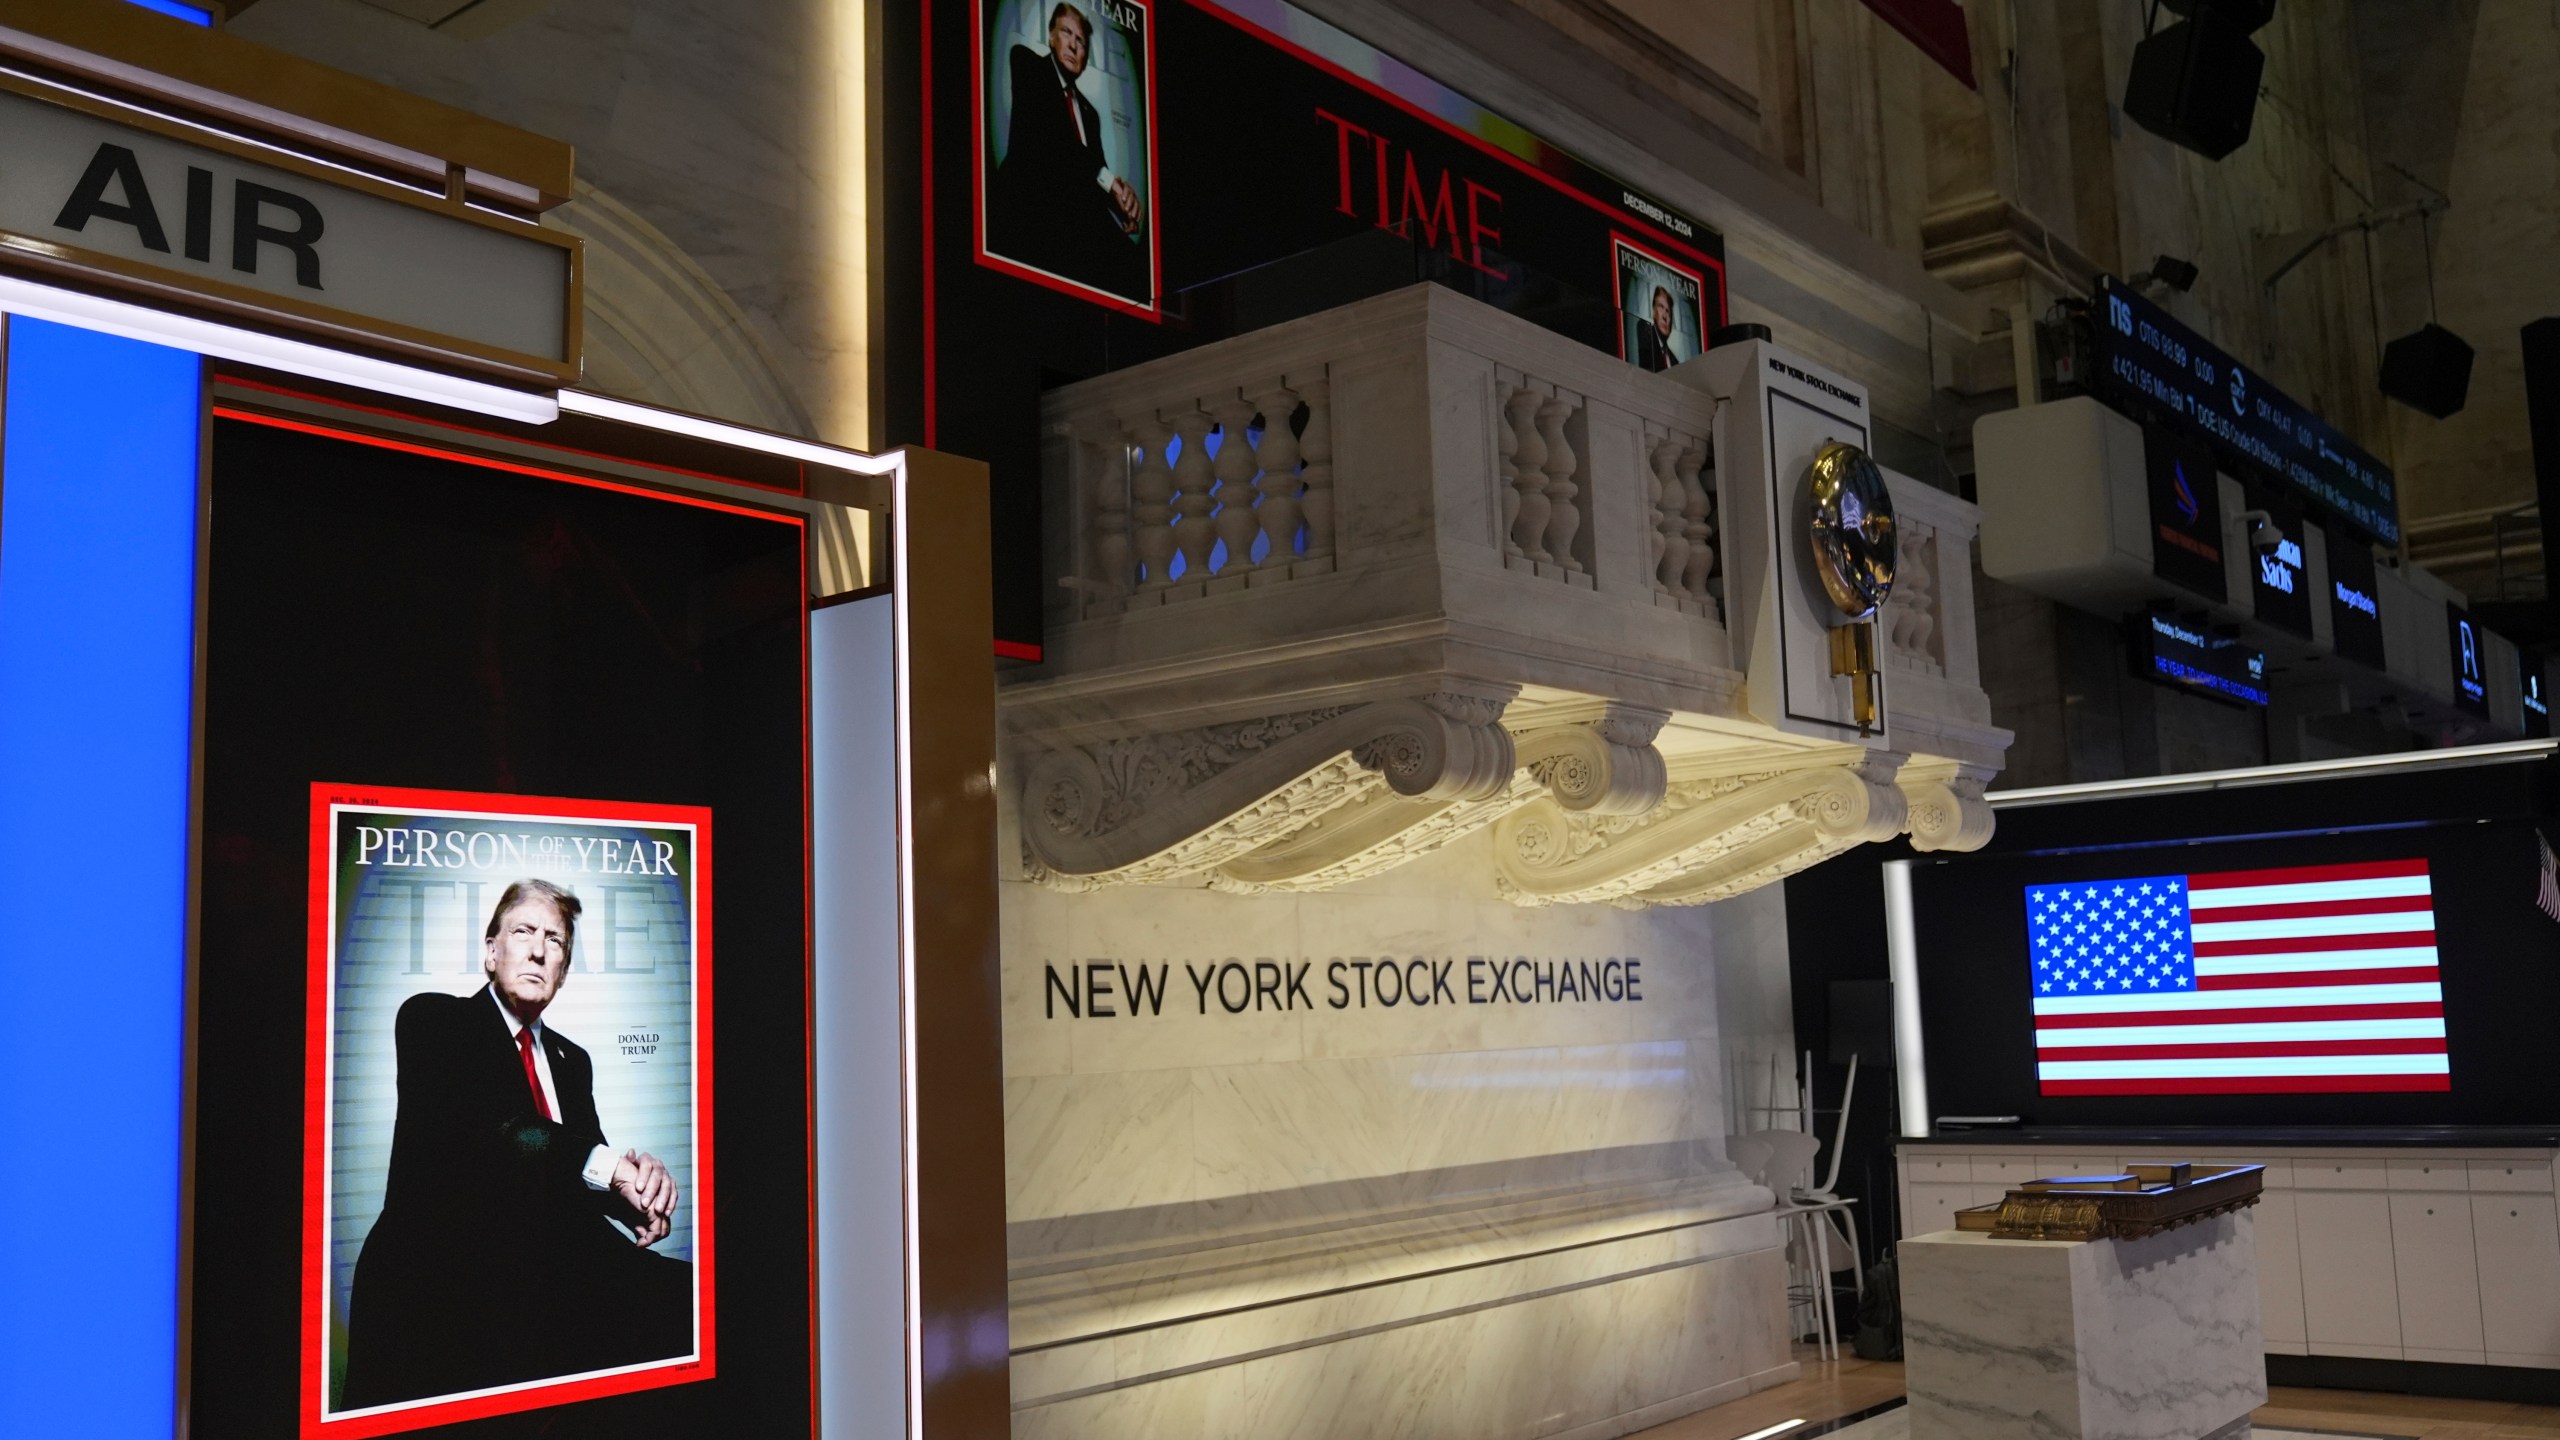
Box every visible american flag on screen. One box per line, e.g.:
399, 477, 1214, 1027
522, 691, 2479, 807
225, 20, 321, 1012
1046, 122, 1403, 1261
2026, 859, 2448, 1096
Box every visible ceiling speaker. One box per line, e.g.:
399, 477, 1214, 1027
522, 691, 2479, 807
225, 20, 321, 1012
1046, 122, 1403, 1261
2123, 14, 2266, 161
2379, 323, 2475, 419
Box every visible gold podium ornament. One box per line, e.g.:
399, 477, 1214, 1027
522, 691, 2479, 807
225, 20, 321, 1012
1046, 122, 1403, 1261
1952, 1163, 2266, 1241
1806, 441, 1896, 734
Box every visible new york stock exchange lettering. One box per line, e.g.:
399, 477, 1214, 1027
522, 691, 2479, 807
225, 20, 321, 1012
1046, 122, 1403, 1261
1042, 955, 1645, 1019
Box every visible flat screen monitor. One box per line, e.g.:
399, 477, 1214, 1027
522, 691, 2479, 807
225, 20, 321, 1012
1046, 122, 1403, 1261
1911, 820, 2560, 1127
2023, 859, 2443, 1097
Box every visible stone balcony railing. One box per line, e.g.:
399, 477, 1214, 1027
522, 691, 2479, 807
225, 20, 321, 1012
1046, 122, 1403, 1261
1006, 284, 2008, 904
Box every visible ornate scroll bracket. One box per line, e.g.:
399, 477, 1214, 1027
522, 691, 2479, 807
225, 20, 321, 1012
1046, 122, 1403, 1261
1518, 707, 1671, 817
1493, 760, 1909, 908
1901, 772, 1994, 853
1211, 711, 1671, 894
1021, 690, 1517, 889
1020, 698, 1979, 905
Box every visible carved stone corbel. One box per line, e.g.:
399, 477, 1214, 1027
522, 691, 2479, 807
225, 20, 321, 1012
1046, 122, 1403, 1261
1517, 707, 1670, 815
1492, 761, 1908, 908
1208, 709, 1669, 893
1901, 772, 1995, 853
1022, 691, 1516, 888
1210, 773, 1541, 894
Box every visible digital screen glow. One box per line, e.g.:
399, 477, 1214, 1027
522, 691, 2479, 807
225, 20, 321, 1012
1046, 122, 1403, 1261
0, 317, 202, 1436
2133, 612, 2268, 707
2025, 859, 2449, 1096
121, 0, 214, 25
2092, 277, 2398, 545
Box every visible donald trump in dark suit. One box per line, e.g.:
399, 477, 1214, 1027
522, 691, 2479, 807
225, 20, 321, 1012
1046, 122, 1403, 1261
1633, 284, 1681, 372
341, 880, 692, 1409
989, 2, 1149, 300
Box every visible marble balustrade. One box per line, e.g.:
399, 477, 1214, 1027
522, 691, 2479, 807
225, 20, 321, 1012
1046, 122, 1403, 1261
1041, 283, 1722, 628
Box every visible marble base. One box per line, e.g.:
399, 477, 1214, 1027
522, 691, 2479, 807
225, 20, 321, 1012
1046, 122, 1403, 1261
1824, 1411, 2278, 1440
1901, 1214, 2266, 1440
1012, 1237, 1796, 1440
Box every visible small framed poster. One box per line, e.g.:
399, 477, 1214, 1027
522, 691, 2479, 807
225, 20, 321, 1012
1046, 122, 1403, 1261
1612, 233, 1704, 373
303, 785, 714, 1436
975, 0, 1161, 315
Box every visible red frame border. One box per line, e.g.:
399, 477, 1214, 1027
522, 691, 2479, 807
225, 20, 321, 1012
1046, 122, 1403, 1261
968, 0, 1166, 321
299, 783, 720, 1438
211, 406, 805, 527
216, 376, 810, 497
1607, 232, 1709, 369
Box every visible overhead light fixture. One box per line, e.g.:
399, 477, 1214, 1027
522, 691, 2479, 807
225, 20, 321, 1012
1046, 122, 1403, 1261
0, 273, 559, 425
559, 390, 899, 475
1733, 1423, 1808, 1440
2131, 254, 2200, 294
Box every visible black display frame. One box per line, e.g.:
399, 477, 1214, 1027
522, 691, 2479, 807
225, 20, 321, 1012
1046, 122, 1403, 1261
1904, 758, 2560, 1133
186, 411, 819, 1439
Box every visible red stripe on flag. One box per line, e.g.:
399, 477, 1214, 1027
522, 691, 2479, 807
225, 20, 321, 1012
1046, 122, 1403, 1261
2192, 929, 2435, 957
2037, 1038, 2448, 1062
2187, 859, 2431, 891
2196, 966, 2440, 991
2033, 1001, 2444, 1029
2196, 894, 2434, 923
2040, 1074, 2452, 1095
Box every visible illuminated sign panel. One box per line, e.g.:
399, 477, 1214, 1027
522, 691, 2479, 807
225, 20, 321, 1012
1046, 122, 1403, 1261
2132, 612, 2268, 707
2090, 277, 2397, 546
2142, 423, 2225, 601
2447, 604, 2490, 717
2524, 654, 2550, 738
2247, 503, 2312, 639
2324, 521, 2385, 668
0, 81, 577, 381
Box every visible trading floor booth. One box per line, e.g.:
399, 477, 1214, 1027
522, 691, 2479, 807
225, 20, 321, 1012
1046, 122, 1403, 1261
1883, 741, 2560, 1397
0, 6, 1004, 1437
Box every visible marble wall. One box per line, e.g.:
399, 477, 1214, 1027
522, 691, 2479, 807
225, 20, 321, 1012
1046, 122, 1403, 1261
231, 0, 870, 445
2366, 0, 2560, 538
999, 830, 1799, 1438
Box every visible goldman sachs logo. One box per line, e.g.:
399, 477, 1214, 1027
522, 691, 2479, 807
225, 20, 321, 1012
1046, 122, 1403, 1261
2334, 581, 2377, 617
2258, 536, 2302, 594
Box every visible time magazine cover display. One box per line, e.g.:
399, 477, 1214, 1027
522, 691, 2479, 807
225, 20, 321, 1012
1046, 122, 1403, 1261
302, 784, 714, 1436
1613, 236, 1705, 374
977, 0, 1159, 312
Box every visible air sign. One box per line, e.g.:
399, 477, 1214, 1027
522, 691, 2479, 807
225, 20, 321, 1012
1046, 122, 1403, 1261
0, 79, 576, 381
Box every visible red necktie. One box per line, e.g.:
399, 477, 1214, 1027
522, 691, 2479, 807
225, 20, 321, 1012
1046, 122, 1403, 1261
1064, 83, 1085, 146
517, 1027, 553, 1120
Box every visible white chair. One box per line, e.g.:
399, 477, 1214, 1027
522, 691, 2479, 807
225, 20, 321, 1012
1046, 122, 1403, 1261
1739, 1127, 1846, 1357
1797, 1054, 1865, 1302
1727, 1132, 1776, 1191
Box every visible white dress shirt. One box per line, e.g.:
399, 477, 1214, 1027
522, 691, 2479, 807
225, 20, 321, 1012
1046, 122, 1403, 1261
491, 989, 619, 1192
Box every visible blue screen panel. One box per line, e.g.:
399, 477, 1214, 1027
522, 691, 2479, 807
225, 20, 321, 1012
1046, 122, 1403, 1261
122, 0, 216, 25
0, 317, 202, 1435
